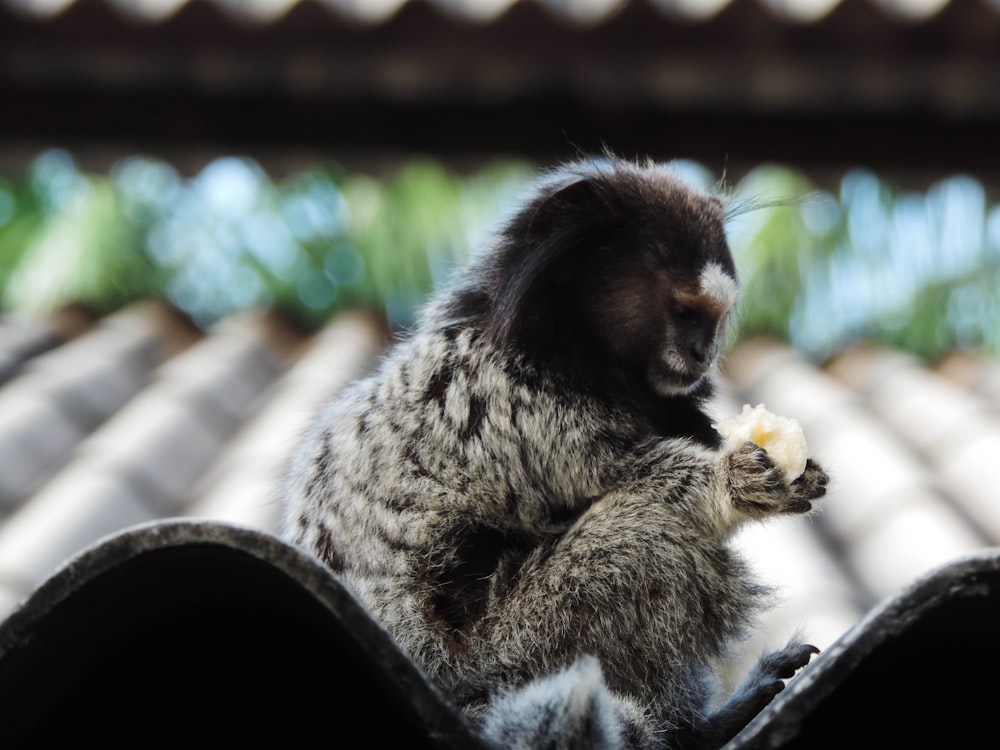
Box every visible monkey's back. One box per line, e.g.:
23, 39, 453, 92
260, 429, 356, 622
283, 322, 602, 690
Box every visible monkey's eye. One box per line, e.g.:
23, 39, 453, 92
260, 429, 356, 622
674, 303, 697, 321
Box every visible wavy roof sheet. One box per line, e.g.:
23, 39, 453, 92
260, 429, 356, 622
1, 0, 977, 24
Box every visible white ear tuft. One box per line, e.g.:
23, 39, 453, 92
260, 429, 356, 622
699, 262, 740, 311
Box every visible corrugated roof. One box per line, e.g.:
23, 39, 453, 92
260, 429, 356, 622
0, 301, 998, 662
0, 519, 496, 747
4, 0, 1000, 177
0, 0, 981, 24
0, 304, 387, 614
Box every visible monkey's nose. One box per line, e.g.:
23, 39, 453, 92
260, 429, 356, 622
689, 342, 711, 368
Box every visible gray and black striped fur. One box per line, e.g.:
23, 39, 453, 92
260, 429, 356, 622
283, 156, 829, 749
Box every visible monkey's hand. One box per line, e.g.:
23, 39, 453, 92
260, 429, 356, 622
726, 442, 828, 519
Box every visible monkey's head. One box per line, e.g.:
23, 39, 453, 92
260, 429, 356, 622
483, 156, 740, 398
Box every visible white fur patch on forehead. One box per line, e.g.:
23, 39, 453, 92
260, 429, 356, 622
699, 262, 740, 310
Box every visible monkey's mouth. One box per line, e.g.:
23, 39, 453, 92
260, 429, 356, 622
647, 359, 705, 396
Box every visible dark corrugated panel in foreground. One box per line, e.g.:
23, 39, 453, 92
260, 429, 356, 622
1, 521, 999, 747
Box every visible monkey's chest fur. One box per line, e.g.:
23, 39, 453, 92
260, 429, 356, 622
285, 324, 764, 716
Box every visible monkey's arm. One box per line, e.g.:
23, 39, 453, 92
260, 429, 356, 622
462, 437, 827, 730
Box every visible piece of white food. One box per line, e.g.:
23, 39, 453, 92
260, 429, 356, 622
714, 403, 808, 480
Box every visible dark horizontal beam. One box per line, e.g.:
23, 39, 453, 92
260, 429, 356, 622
3, 84, 998, 183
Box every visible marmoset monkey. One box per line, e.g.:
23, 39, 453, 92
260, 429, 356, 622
284, 155, 829, 749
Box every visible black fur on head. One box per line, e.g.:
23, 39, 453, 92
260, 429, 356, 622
472, 155, 740, 400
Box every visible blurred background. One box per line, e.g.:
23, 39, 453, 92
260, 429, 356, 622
1, 0, 1000, 661
4, 0, 1000, 351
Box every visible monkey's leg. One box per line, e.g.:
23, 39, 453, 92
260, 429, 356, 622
478, 441, 828, 675
468, 443, 826, 746
471, 481, 756, 738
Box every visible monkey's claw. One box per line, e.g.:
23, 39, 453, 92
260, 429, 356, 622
792, 459, 830, 502
758, 641, 820, 680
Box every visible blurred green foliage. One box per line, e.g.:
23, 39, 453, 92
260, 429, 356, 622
723, 166, 839, 345
1, 149, 998, 361
737, 169, 1000, 360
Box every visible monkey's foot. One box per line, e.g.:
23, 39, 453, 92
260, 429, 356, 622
702, 641, 819, 747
